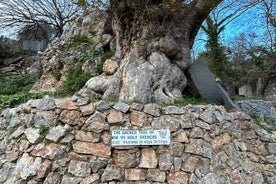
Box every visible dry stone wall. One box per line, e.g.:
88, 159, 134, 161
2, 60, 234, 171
0, 96, 275, 183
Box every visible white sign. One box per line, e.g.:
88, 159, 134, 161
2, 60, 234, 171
111, 129, 170, 146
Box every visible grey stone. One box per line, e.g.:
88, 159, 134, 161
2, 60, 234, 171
146, 169, 166, 182
11, 126, 25, 138
159, 152, 173, 171
195, 120, 211, 130
188, 60, 240, 110
15, 153, 42, 180
267, 143, 276, 154
60, 175, 82, 184
45, 125, 66, 142
25, 128, 40, 144
91, 161, 107, 173
152, 115, 180, 131
36, 96, 56, 111
200, 108, 216, 124
0, 162, 14, 183
113, 102, 130, 113
76, 97, 90, 106
200, 173, 220, 184
143, 103, 161, 116
237, 100, 276, 125
60, 134, 74, 144
130, 103, 144, 111
68, 160, 91, 177
96, 100, 113, 112
161, 106, 184, 115
101, 164, 124, 182
190, 127, 204, 138
43, 172, 61, 184
173, 157, 182, 171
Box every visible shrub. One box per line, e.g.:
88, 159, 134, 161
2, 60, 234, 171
63, 34, 92, 51
57, 63, 92, 96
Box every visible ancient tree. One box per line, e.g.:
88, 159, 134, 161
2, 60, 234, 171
81, 1, 222, 103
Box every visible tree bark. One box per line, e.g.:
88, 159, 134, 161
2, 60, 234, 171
82, 0, 222, 103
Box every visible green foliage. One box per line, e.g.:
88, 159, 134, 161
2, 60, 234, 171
39, 125, 50, 139
201, 15, 228, 79
57, 63, 92, 96
249, 112, 261, 125
0, 74, 40, 108
0, 93, 35, 108
0, 74, 39, 95
63, 34, 92, 51
249, 112, 276, 132
53, 71, 62, 81
66, 139, 75, 148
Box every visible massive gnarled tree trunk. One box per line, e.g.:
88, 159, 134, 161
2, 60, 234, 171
81, 0, 222, 104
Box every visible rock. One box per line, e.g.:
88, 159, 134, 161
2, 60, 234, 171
46, 125, 66, 142
172, 129, 189, 143
139, 148, 158, 168
147, 169, 166, 182
59, 110, 81, 126
130, 110, 153, 127
114, 149, 140, 168
152, 115, 180, 131
55, 98, 78, 110
200, 173, 220, 184
101, 164, 124, 182
37, 160, 52, 179
43, 172, 61, 184
107, 109, 128, 124
91, 161, 107, 173
75, 130, 100, 143
80, 174, 100, 184
73, 141, 111, 158
195, 119, 211, 130
25, 128, 41, 144
159, 151, 173, 171
190, 127, 204, 138
143, 103, 161, 116
113, 101, 130, 113
83, 111, 109, 132
161, 106, 184, 115
125, 169, 145, 181
267, 143, 276, 154
103, 59, 119, 75
237, 100, 276, 125
15, 153, 42, 180
31, 143, 66, 160
76, 98, 90, 106
68, 160, 91, 177
79, 103, 95, 116
36, 96, 56, 111
96, 100, 113, 111
60, 175, 82, 184
182, 156, 199, 172
167, 171, 189, 184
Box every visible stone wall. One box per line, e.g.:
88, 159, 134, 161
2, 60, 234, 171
0, 96, 275, 183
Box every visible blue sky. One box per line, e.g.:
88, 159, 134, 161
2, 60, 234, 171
193, 0, 275, 56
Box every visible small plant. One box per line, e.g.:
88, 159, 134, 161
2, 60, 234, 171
39, 125, 50, 139
67, 139, 75, 148
53, 71, 62, 81
249, 112, 261, 126
62, 34, 93, 51
57, 63, 91, 96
